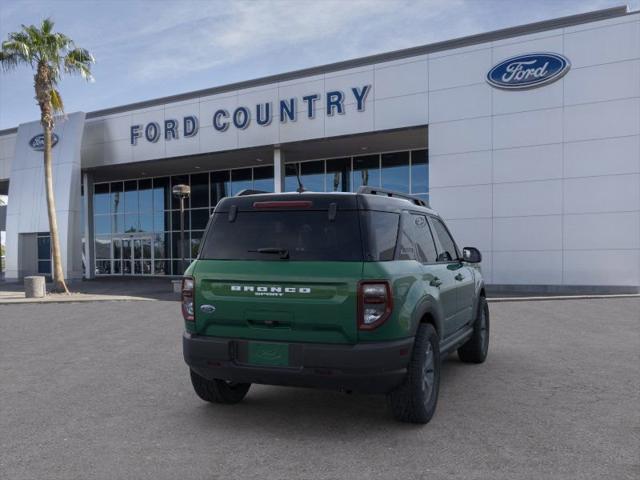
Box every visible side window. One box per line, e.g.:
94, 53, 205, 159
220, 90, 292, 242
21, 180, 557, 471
361, 211, 400, 261
397, 228, 416, 260
410, 214, 438, 263
430, 217, 459, 262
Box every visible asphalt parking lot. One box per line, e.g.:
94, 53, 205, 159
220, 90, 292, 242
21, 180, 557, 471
1, 297, 638, 480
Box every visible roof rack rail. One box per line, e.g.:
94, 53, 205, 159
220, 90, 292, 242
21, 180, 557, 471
357, 186, 429, 207
234, 189, 269, 197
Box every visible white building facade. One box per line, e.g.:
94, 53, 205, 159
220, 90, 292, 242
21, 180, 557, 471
0, 6, 638, 293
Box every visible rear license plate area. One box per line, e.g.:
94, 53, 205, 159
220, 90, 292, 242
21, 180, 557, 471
247, 342, 289, 367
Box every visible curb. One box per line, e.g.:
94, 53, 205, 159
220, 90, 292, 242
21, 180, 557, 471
0, 295, 159, 305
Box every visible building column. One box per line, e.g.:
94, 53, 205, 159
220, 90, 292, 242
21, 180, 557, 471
82, 172, 95, 279
273, 147, 285, 193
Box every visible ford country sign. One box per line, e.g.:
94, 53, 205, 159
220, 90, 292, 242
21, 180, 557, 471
29, 133, 59, 151
487, 53, 570, 90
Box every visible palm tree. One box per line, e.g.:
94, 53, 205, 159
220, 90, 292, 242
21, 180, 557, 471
0, 18, 94, 293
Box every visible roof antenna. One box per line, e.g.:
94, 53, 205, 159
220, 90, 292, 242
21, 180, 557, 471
295, 163, 305, 193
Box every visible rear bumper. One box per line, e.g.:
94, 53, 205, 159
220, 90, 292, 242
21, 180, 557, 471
183, 333, 414, 394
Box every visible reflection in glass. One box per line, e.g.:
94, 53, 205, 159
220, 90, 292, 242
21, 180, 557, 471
124, 180, 138, 213
211, 171, 229, 206
172, 210, 190, 231
153, 177, 170, 211
113, 261, 122, 274
284, 163, 299, 192
154, 234, 167, 258
231, 168, 252, 195
190, 173, 209, 208
94, 183, 110, 214
138, 178, 153, 212
95, 215, 111, 235
139, 212, 153, 232
95, 237, 111, 259
112, 214, 124, 234
300, 161, 324, 192
191, 209, 210, 230
253, 166, 274, 192
352, 155, 380, 190
154, 260, 169, 275
111, 182, 123, 215
381, 151, 410, 193
326, 158, 350, 192
411, 149, 429, 194
190, 231, 203, 258
37, 235, 51, 260
124, 213, 139, 232
113, 238, 122, 260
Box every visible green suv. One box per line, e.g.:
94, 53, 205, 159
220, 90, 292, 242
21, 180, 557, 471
182, 187, 489, 424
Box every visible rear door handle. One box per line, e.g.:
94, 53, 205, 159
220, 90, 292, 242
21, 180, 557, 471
430, 277, 442, 287
455, 273, 465, 281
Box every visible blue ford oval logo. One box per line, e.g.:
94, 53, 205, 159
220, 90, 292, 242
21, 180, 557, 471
487, 53, 570, 90
29, 133, 59, 151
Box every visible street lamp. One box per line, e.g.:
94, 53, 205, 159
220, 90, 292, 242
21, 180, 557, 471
172, 184, 191, 274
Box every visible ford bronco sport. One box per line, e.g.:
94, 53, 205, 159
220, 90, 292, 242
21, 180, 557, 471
182, 187, 489, 424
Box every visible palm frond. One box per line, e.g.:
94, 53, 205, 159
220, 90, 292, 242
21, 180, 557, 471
50, 88, 64, 113
64, 47, 94, 81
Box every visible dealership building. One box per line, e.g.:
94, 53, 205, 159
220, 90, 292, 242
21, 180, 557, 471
0, 5, 639, 292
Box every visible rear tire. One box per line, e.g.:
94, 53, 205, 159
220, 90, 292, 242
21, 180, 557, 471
458, 296, 490, 364
189, 369, 251, 404
387, 323, 441, 424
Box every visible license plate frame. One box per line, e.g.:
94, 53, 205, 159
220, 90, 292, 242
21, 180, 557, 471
247, 342, 289, 367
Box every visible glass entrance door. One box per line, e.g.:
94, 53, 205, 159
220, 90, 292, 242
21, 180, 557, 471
113, 236, 153, 275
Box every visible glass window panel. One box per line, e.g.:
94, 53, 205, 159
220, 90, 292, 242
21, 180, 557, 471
112, 214, 124, 234
352, 155, 380, 191
110, 182, 123, 215
284, 164, 299, 192
253, 166, 274, 192
113, 238, 122, 260
122, 239, 133, 260
139, 212, 153, 232
154, 260, 169, 275
95, 237, 111, 259
38, 260, 51, 274
190, 173, 209, 208
153, 177, 170, 211
172, 232, 188, 259
230, 168, 252, 195
153, 233, 168, 258
300, 161, 324, 192
153, 211, 169, 232
123, 260, 132, 275
171, 175, 190, 209
429, 217, 459, 262
326, 158, 350, 192
411, 149, 429, 194
124, 213, 139, 233
190, 231, 203, 258
133, 239, 143, 259
95, 215, 111, 235
94, 183, 110, 214
191, 208, 210, 230
113, 260, 122, 274
172, 210, 190, 231
172, 260, 187, 276
138, 179, 153, 212
210, 171, 230, 206
95, 260, 111, 275
37, 235, 51, 260
381, 151, 410, 193
142, 239, 152, 259
124, 180, 138, 213
142, 260, 152, 275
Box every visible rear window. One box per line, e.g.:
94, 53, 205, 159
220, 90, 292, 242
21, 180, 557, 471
200, 209, 401, 262
200, 211, 363, 261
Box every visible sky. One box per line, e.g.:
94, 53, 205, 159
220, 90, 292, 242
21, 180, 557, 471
0, 0, 636, 130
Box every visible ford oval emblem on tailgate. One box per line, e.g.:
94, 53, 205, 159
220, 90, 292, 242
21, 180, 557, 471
200, 304, 216, 313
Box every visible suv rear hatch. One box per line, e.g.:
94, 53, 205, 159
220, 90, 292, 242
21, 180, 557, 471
193, 195, 364, 344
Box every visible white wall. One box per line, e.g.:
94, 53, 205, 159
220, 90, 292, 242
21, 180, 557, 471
428, 12, 640, 288
0, 133, 16, 181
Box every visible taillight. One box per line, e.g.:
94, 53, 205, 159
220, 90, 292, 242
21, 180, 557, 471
182, 276, 195, 322
358, 281, 393, 330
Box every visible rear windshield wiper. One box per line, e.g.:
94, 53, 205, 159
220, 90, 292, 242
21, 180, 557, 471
248, 247, 290, 259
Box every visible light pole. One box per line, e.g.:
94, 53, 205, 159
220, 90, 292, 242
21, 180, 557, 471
172, 184, 191, 274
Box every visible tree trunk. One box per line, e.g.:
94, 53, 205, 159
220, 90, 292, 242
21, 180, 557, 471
43, 122, 69, 294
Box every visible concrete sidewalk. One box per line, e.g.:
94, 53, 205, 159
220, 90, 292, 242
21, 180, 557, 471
0, 277, 179, 304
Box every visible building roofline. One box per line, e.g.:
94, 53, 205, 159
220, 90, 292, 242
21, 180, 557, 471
0, 5, 631, 135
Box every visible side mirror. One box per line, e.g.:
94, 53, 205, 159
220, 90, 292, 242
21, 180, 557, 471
462, 247, 482, 263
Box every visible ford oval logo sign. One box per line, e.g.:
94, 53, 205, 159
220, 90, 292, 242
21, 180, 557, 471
29, 133, 59, 151
487, 53, 570, 90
